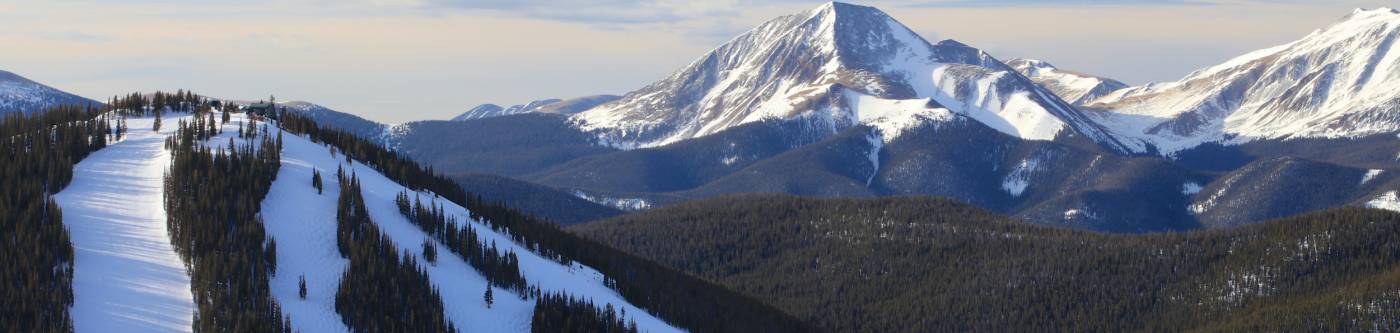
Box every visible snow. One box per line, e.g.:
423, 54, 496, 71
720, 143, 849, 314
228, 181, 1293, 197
1063, 209, 1096, 221
1183, 182, 1203, 195
1369, 191, 1400, 212
864, 129, 883, 186
898, 62, 1068, 142
55, 114, 196, 333
266, 120, 678, 332
1362, 169, 1384, 185
1007, 58, 1126, 105
244, 113, 352, 332
569, 2, 1088, 150
572, 190, 653, 211
54, 111, 680, 332
1088, 8, 1400, 155
721, 155, 739, 166
846, 90, 953, 143
1002, 157, 1040, 197
1191, 174, 1244, 215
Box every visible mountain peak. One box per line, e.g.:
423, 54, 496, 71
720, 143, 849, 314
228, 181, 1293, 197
812, 1, 882, 16
572, 3, 1127, 151
1350, 7, 1399, 17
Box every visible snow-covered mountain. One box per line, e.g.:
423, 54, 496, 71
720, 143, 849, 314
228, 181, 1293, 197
1083, 7, 1400, 154
531, 95, 620, 115
1007, 58, 1128, 106
0, 70, 100, 115
571, 2, 1127, 151
453, 99, 560, 121
454, 95, 621, 121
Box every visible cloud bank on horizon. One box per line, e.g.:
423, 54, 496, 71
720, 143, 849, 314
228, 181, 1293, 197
0, 0, 1392, 123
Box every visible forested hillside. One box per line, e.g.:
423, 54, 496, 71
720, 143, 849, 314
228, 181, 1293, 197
575, 195, 1400, 332
0, 105, 111, 332
277, 112, 817, 332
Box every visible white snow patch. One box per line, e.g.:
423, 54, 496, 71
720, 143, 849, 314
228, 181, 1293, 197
573, 191, 653, 211
721, 155, 739, 166
55, 114, 196, 333
864, 129, 883, 186
845, 90, 954, 143
1002, 158, 1040, 197
1183, 182, 1203, 195
1362, 169, 1384, 185
1063, 208, 1097, 221
1191, 175, 1242, 214
1368, 191, 1400, 212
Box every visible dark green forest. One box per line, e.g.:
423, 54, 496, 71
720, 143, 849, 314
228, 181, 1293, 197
575, 194, 1400, 332
0, 105, 111, 332
163, 106, 289, 332
333, 171, 453, 332
531, 292, 639, 333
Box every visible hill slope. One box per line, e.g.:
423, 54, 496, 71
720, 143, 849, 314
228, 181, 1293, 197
575, 194, 1400, 332
0, 70, 100, 115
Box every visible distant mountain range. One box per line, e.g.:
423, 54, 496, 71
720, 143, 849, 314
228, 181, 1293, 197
378, 3, 1400, 231
453, 95, 619, 121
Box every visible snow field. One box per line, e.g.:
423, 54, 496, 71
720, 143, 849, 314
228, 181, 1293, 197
55, 114, 196, 333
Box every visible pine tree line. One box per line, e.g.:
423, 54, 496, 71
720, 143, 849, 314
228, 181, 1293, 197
106, 90, 206, 116
0, 105, 113, 333
163, 109, 289, 332
531, 292, 639, 333
275, 111, 817, 332
395, 190, 528, 293
334, 171, 454, 333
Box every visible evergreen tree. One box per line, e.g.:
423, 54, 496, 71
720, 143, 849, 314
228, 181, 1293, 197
485, 285, 494, 309
422, 238, 437, 264
299, 275, 308, 300
152, 112, 162, 132
312, 169, 324, 194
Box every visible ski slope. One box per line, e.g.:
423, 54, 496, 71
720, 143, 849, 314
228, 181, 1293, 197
55, 114, 195, 333
219, 113, 351, 333
261, 112, 683, 332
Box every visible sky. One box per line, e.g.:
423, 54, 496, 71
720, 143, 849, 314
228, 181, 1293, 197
0, 0, 1394, 123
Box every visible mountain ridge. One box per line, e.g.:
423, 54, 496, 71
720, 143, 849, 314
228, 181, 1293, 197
570, 2, 1131, 152
0, 69, 101, 115
1082, 7, 1400, 154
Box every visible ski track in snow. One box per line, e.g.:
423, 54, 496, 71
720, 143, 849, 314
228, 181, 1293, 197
261, 113, 681, 332
234, 114, 353, 333
55, 115, 196, 333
